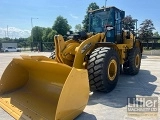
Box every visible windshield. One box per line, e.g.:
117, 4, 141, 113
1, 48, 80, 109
90, 10, 114, 33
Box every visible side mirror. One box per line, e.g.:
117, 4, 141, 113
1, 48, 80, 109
67, 31, 73, 35
104, 24, 114, 31
106, 26, 114, 31
67, 31, 70, 35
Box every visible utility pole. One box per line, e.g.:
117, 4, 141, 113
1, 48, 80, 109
31, 17, 38, 28
31, 17, 38, 40
7, 25, 9, 38
4, 31, 6, 38
105, 0, 107, 8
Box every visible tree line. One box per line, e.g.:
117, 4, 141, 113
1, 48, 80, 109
0, 15, 71, 48
0, 2, 160, 50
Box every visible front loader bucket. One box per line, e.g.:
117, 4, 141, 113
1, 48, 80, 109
0, 56, 89, 120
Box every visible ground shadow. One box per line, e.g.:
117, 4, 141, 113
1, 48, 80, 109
87, 69, 157, 108
75, 112, 97, 120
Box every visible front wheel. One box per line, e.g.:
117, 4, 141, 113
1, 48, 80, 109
87, 47, 120, 93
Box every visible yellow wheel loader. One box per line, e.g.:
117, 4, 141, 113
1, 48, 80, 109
0, 6, 142, 120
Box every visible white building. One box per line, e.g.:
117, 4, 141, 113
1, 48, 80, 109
2, 43, 17, 49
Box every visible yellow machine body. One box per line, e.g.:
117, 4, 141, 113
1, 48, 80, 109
0, 31, 142, 120
54, 32, 142, 67
0, 6, 143, 120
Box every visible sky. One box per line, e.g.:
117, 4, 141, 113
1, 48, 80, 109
0, 0, 160, 38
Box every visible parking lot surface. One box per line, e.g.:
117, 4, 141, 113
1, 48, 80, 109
0, 52, 159, 120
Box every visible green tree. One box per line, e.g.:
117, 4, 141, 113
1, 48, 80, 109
26, 36, 32, 47
82, 2, 99, 32
42, 28, 52, 41
52, 16, 70, 36
31, 26, 44, 42
122, 15, 136, 31
138, 19, 155, 49
75, 24, 83, 32
42, 27, 57, 42
47, 30, 57, 42
27, 36, 32, 43
153, 31, 160, 37
152, 31, 160, 45
42, 28, 57, 50
42, 28, 53, 41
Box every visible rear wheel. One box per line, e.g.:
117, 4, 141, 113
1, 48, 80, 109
123, 47, 141, 75
87, 47, 120, 93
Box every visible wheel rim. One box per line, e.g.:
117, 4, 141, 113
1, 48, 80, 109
108, 59, 117, 81
135, 54, 140, 68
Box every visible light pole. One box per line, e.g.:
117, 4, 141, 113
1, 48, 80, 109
31, 17, 38, 51
31, 17, 38, 28
105, 0, 107, 8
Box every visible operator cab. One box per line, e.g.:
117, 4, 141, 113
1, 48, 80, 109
89, 6, 125, 43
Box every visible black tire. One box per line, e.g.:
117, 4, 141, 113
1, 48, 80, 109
49, 50, 55, 59
123, 47, 141, 75
87, 47, 120, 93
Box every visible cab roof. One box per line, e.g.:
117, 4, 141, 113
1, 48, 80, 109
88, 6, 124, 13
